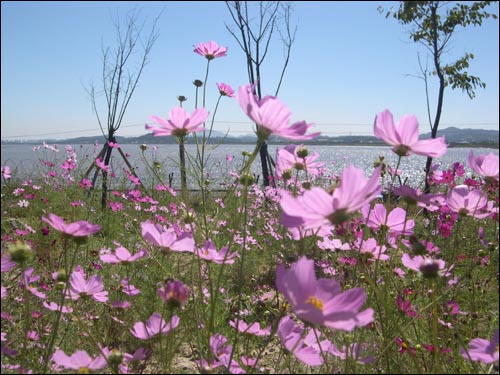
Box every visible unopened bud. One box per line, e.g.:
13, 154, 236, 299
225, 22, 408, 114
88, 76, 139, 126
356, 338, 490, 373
108, 349, 124, 367
140, 144, 148, 151
193, 79, 203, 87
8, 240, 33, 264
296, 147, 309, 158
239, 174, 255, 186
56, 269, 68, 283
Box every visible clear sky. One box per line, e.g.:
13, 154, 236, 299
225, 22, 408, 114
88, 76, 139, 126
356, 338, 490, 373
1, 1, 499, 140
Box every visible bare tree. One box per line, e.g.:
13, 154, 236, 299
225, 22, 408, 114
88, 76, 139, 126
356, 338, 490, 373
84, 8, 160, 208
225, 1, 297, 187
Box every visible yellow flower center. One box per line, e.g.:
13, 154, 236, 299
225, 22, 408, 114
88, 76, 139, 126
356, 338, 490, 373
305, 296, 324, 311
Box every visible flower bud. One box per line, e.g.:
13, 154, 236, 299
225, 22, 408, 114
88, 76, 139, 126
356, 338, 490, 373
56, 269, 68, 283
193, 79, 203, 87
108, 349, 124, 368
301, 181, 311, 190
419, 259, 441, 278
281, 169, 293, 181
296, 147, 309, 158
183, 211, 196, 224
140, 144, 148, 151
8, 240, 33, 264
409, 236, 427, 255
294, 163, 305, 171
239, 174, 254, 186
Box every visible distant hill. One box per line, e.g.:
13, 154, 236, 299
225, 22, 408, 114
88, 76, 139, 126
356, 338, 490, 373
421, 127, 499, 144
2, 127, 498, 147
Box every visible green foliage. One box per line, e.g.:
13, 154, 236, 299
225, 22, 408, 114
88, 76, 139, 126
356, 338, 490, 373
380, 1, 497, 98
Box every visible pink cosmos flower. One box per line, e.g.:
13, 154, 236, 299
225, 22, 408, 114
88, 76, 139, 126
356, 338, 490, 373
51, 349, 107, 372
41, 213, 100, 238
22, 267, 46, 299
237, 83, 320, 141
374, 109, 447, 157
141, 221, 195, 253
146, 107, 209, 137
362, 204, 414, 236
120, 277, 140, 296
280, 165, 382, 228
401, 253, 452, 278
354, 237, 389, 262
95, 157, 110, 172
467, 150, 499, 181
229, 320, 271, 336
317, 236, 351, 252
445, 185, 490, 219
157, 279, 189, 308
43, 301, 73, 314
196, 240, 238, 264
209, 333, 245, 374
275, 144, 324, 180
130, 313, 180, 340
67, 271, 108, 302
193, 41, 228, 60
1, 165, 11, 180
99, 246, 147, 264
276, 256, 374, 330
460, 330, 499, 364
216, 82, 235, 97
277, 315, 333, 366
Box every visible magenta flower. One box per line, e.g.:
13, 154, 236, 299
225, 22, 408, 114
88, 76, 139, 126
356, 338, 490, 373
130, 313, 180, 340
277, 315, 333, 366
67, 270, 108, 302
120, 277, 140, 296
99, 246, 147, 264
196, 240, 238, 264
51, 349, 107, 372
460, 330, 499, 364
146, 107, 209, 137
354, 237, 389, 262
157, 279, 189, 308
141, 220, 195, 253
216, 82, 235, 97
193, 40, 228, 60
374, 109, 447, 157
276, 256, 374, 330
280, 165, 382, 229
41, 213, 100, 238
446, 185, 490, 219
95, 157, 110, 172
237, 83, 320, 141
1, 165, 11, 180
229, 319, 271, 336
43, 301, 73, 314
362, 203, 414, 236
209, 334, 245, 374
401, 253, 452, 278
22, 267, 46, 299
275, 144, 324, 180
467, 150, 499, 181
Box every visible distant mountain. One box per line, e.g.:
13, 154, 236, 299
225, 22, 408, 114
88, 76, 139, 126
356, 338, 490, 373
2, 127, 498, 147
421, 127, 499, 144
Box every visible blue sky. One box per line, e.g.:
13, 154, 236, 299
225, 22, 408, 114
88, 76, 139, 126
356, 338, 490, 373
1, 1, 499, 140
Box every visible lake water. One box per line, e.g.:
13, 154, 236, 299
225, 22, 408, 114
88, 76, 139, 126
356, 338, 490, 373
1, 143, 498, 189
